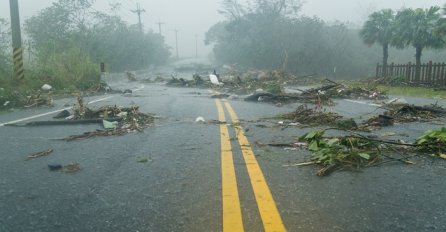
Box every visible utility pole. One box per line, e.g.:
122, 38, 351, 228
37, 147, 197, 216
131, 3, 145, 33
9, 0, 24, 80
195, 34, 198, 58
174, 29, 179, 59
156, 21, 164, 35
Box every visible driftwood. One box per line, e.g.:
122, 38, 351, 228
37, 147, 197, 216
26, 149, 54, 160
63, 129, 128, 141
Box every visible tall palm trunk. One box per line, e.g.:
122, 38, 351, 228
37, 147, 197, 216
382, 43, 389, 77
415, 46, 422, 82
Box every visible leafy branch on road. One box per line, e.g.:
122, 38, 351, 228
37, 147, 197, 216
294, 128, 446, 176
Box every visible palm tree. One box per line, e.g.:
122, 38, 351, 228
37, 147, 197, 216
434, 4, 446, 37
360, 9, 395, 77
393, 7, 445, 81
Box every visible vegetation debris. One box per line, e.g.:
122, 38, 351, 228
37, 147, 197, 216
366, 103, 446, 126
24, 93, 54, 108
415, 127, 446, 154
26, 149, 54, 160
63, 163, 81, 173
278, 105, 342, 126
62, 97, 155, 141
291, 128, 446, 176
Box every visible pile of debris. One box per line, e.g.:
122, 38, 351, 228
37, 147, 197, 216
278, 105, 342, 126
222, 70, 296, 95
366, 103, 446, 126
243, 79, 387, 104
61, 97, 155, 141
24, 93, 54, 108
287, 128, 446, 176
325, 85, 386, 100
166, 74, 211, 88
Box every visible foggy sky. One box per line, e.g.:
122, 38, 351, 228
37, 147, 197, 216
0, 0, 442, 58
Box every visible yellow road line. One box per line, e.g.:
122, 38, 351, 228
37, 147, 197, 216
216, 100, 244, 232
223, 100, 287, 232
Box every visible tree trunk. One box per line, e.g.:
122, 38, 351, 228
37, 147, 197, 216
382, 43, 389, 77
415, 46, 423, 82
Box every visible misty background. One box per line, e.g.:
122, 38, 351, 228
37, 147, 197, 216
0, 0, 442, 58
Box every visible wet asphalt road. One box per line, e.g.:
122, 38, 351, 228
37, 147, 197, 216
0, 80, 446, 232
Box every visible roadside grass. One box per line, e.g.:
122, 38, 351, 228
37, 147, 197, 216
345, 80, 446, 99
0, 49, 101, 111
376, 85, 446, 99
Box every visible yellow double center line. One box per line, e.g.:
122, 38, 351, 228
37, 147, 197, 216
216, 99, 287, 232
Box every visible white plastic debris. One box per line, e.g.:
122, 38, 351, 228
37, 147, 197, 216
3, 101, 10, 106
103, 120, 119, 129
117, 112, 128, 117
209, 74, 222, 85
41, 84, 52, 91
195, 116, 206, 123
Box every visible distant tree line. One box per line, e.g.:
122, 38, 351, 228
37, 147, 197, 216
0, 0, 170, 91
206, 0, 446, 79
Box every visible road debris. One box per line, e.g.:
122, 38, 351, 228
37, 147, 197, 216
126, 71, 137, 81
137, 157, 152, 163
63, 129, 127, 141
278, 105, 342, 126
25, 93, 54, 108
48, 164, 63, 171
210, 93, 230, 99
26, 149, 54, 160
41, 84, 52, 91
63, 163, 81, 173
210, 74, 223, 85
167, 74, 211, 87
58, 97, 155, 140
279, 127, 446, 176
53, 110, 71, 119
103, 119, 118, 129
415, 127, 446, 154
195, 116, 206, 123
366, 103, 446, 127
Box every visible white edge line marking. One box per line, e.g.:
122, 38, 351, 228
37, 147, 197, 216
344, 99, 382, 107
0, 96, 113, 127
